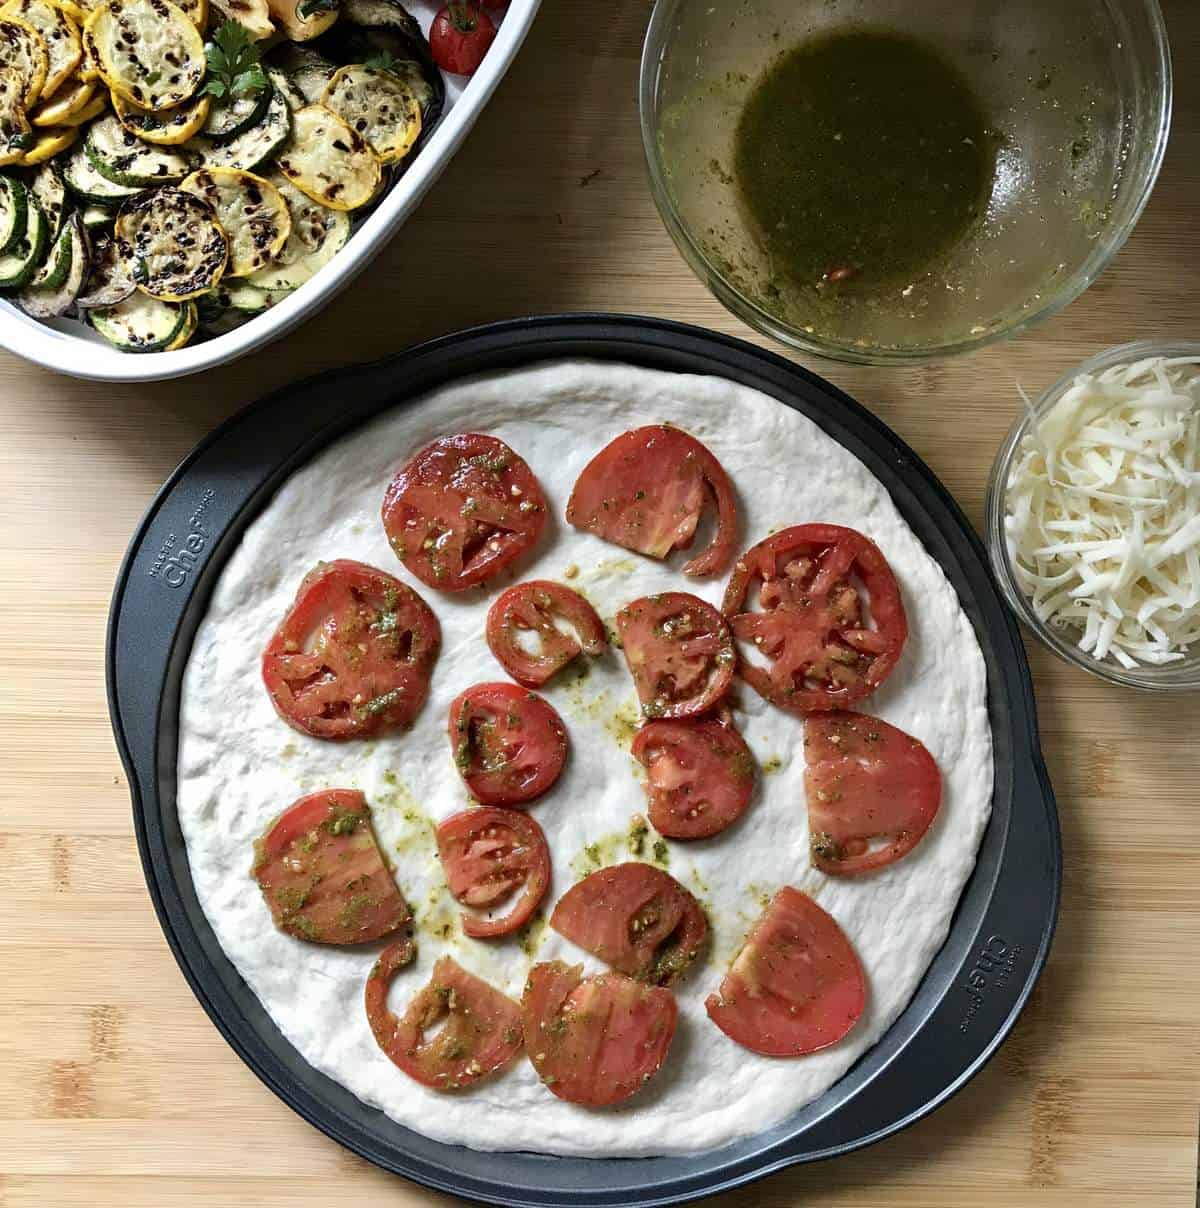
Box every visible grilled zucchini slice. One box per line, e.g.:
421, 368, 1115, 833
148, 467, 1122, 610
0, 0, 80, 100
85, 112, 189, 184
78, 200, 110, 225
16, 119, 76, 162
23, 197, 70, 286
180, 165, 289, 276
115, 186, 227, 299
89, 287, 187, 348
275, 104, 378, 211
75, 229, 133, 305
111, 88, 207, 144
265, 0, 337, 42
0, 170, 28, 250
245, 169, 346, 290
264, 43, 332, 103
0, 17, 47, 106
200, 80, 270, 143
17, 211, 86, 314
87, 0, 204, 111
0, 191, 46, 284
27, 158, 64, 235
163, 295, 195, 346
60, 138, 142, 202
320, 63, 419, 165
29, 72, 94, 125
266, 64, 303, 111
0, 65, 31, 164
209, 0, 272, 40
187, 83, 288, 171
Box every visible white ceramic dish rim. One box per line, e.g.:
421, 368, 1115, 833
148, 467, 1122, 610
0, 0, 542, 383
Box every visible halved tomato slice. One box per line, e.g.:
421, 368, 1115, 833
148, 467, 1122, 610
616, 592, 734, 719
804, 711, 941, 876
631, 715, 755, 839
522, 961, 677, 1106
448, 682, 568, 806
706, 886, 866, 1057
722, 524, 907, 715
365, 954, 524, 1091
252, 789, 411, 945
436, 806, 551, 938
566, 425, 738, 576
261, 559, 440, 741
381, 433, 548, 592
549, 862, 708, 985
485, 579, 607, 688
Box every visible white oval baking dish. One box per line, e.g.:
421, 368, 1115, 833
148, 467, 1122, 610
0, 0, 541, 382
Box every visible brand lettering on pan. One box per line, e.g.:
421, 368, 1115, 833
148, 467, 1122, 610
147, 488, 215, 588
958, 935, 1023, 1033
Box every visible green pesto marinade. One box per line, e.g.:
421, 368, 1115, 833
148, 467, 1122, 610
733, 28, 996, 290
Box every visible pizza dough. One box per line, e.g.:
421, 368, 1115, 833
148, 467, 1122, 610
177, 359, 993, 1156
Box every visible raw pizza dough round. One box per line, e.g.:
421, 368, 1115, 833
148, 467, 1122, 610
178, 360, 992, 1157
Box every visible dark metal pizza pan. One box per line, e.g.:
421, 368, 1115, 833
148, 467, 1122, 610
106, 314, 1061, 1206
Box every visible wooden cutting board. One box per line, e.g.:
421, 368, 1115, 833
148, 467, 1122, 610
0, 1, 1197, 1204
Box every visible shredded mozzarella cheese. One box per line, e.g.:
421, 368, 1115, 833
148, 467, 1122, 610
1004, 355, 1200, 667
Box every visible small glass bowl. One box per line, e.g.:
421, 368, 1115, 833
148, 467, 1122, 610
985, 340, 1200, 691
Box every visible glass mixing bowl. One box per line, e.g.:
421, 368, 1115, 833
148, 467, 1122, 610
640, 0, 1172, 363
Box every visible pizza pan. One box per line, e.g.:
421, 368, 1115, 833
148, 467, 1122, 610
107, 314, 1061, 1206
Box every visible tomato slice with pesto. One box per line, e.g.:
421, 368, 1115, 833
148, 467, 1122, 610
252, 789, 412, 945
566, 425, 739, 576
549, 862, 708, 985
436, 806, 551, 938
722, 524, 907, 714
616, 592, 735, 719
631, 715, 756, 839
381, 433, 548, 592
485, 579, 607, 688
366, 954, 524, 1091
522, 961, 678, 1106
261, 559, 441, 740
448, 682, 568, 806
804, 711, 941, 876
706, 887, 866, 1057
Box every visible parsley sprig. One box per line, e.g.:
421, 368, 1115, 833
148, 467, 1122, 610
202, 21, 268, 100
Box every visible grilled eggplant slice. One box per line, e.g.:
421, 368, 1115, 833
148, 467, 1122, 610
320, 63, 419, 164
74, 229, 132, 305
275, 104, 378, 211
340, 0, 419, 40
187, 83, 288, 171
17, 211, 86, 314
264, 42, 332, 103
115, 186, 227, 299
266, 64, 304, 110
245, 168, 346, 289
111, 89, 208, 144
85, 113, 190, 185
0, 0, 81, 100
89, 287, 188, 348
180, 165, 289, 276
86, 0, 205, 111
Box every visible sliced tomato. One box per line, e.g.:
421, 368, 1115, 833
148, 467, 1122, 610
436, 807, 551, 938
566, 425, 738, 577
252, 789, 411, 945
261, 559, 441, 741
381, 433, 548, 592
522, 961, 677, 1106
804, 711, 941, 876
448, 682, 568, 806
631, 715, 755, 839
549, 862, 708, 985
366, 954, 523, 1091
722, 524, 907, 715
706, 886, 866, 1057
616, 592, 734, 719
485, 580, 607, 688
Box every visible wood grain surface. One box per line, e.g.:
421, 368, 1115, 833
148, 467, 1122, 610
1, 1, 1198, 1205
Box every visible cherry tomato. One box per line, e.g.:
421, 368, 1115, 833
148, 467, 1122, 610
429, 4, 497, 76
566, 425, 739, 577
261, 560, 441, 740
486, 579, 607, 688
448, 682, 568, 806
722, 524, 907, 714
804, 711, 942, 876
436, 806, 550, 937
252, 790, 411, 945
616, 592, 735, 719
